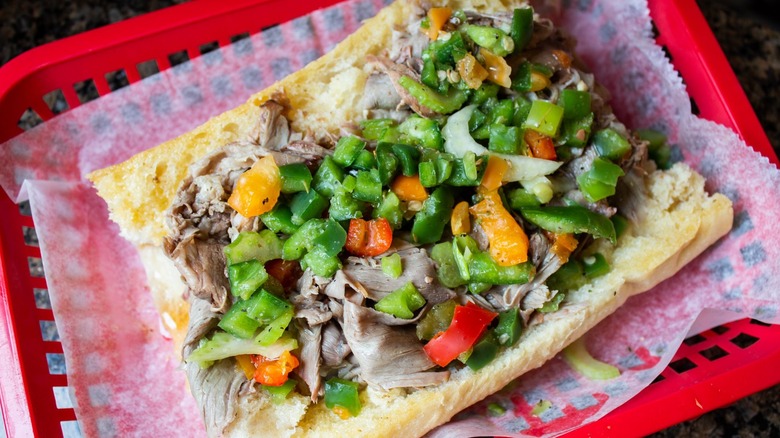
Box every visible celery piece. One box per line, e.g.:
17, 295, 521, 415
523, 100, 564, 138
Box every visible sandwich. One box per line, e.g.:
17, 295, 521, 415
86, 0, 734, 436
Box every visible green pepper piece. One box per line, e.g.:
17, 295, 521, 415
228, 260, 269, 300
546, 259, 585, 291
583, 253, 610, 278
278, 163, 313, 194
494, 308, 522, 346
592, 128, 631, 160
289, 189, 329, 225
507, 187, 541, 210
312, 156, 344, 197
540, 292, 565, 313
415, 299, 457, 341
452, 235, 480, 281
353, 169, 383, 204
333, 135, 367, 167
520, 205, 616, 243
576, 157, 624, 203
260, 205, 300, 235
398, 76, 468, 115
421, 57, 439, 89
463, 25, 514, 57
559, 89, 592, 121
302, 247, 342, 278
468, 83, 500, 106
468, 282, 492, 294
513, 96, 533, 127
376, 143, 399, 185
381, 253, 403, 279
246, 289, 293, 324
351, 149, 377, 171
411, 187, 455, 244
559, 112, 594, 148
312, 219, 347, 257
263, 379, 297, 404
488, 124, 522, 154
282, 219, 327, 260
256, 308, 294, 346
418, 161, 438, 187
224, 230, 283, 266
373, 190, 404, 229
511, 7, 534, 52
446, 155, 485, 186
468, 251, 534, 285
425, 30, 467, 67
431, 242, 468, 288
391, 144, 421, 177
466, 331, 500, 370
399, 116, 443, 150
218, 299, 260, 339
435, 156, 454, 184
374, 282, 426, 319
360, 118, 396, 141
329, 186, 364, 221
524, 100, 564, 137
324, 378, 361, 417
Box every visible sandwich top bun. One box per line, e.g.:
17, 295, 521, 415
87, 0, 734, 436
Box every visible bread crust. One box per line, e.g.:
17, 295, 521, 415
87, 0, 734, 436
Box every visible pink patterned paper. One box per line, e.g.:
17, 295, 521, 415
1, 0, 779, 437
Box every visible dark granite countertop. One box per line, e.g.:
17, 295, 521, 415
0, 1, 778, 437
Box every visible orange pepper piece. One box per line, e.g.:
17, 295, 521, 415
227, 155, 281, 218
480, 155, 509, 192
251, 350, 299, 386
525, 130, 557, 160
451, 201, 471, 236
456, 53, 489, 89
391, 174, 429, 202
235, 355, 256, 380
480, 48, 512, 88
551, 233, 578, 263
425, 7, 452, 40
470, 190, 529, 266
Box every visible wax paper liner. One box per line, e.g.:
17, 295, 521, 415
1, 0, 779, 437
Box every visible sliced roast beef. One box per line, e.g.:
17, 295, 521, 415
250, 100, 289, 149
321, 321, 352, 368
362, 73, 404, 111
165, 234, 231, 313
185, 359, 250, 438
296, 322, 323, 402
341, 300, 447, 390
343, 248, 455, 305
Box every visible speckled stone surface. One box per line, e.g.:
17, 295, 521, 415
0, 1, 778, 437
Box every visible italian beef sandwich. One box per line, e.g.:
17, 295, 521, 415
87, 0, 733, 436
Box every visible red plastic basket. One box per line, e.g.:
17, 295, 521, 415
0, 0, 778, 436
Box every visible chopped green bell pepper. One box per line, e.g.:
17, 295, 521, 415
263, 379, 297, 403
373, 190, 404, 230
488, 124, 522, 154
463, 25, 514, 57
523, 99, 564, 137
218, 299, 260, 339
592, 128, 631, 160
376, 143, 399, 185
411, 187, 455, 244
399, 116, 443, 150
398, 76, 468, 115
333, 135, 366, 167
415, 299, 457, 341
391, 143, 421, 177
583, 252, 610, 278
465, 331, 500, 370
559, 89, 592, 121
374, 282, 426, 319
381, 253, 403, 279
511, 7, 534, 53
278, 163, 312, 194
351, 149, 377, 171
224, 230, 283, 266
494, 308, 522, 346
228, 260, 269, 300
353, 169, 383, 204
360, 118, 395, 141
468, 251, 534, 285
260, 205, 300, 235
289, 188, 329, 225
520, 205, 617, 243
312, 156, 344, 197
246, 288, 293, 324
431, 242, 468, 288
324, 378, 361, 417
